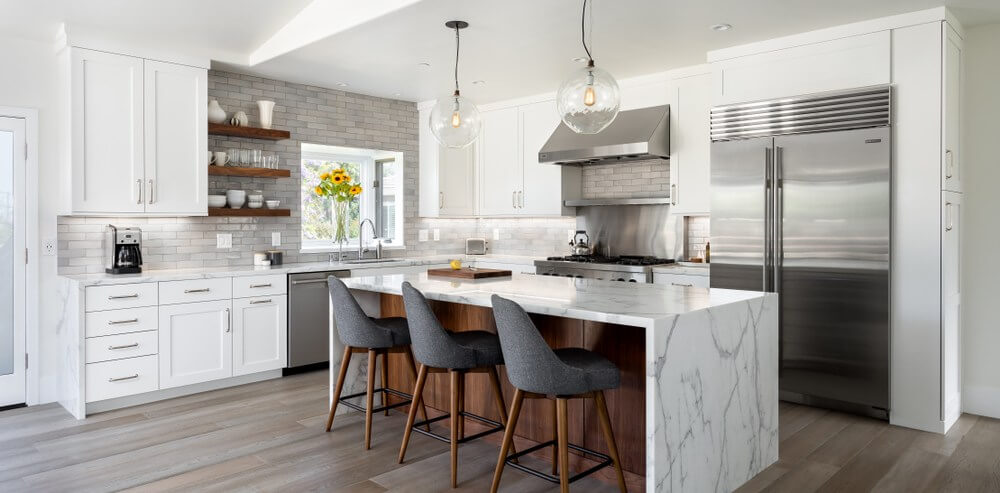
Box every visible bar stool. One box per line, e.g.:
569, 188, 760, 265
325, 276, 428, 450
397, 282, 514, 488
489, 294, 627, 493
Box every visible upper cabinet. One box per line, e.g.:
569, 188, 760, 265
478, 107, 521, 216
668, 73, 712, 215
417, 107, 477, 217
66, 47, 207, 216
942, 24, 963, 193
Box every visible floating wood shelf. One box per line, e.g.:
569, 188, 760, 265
208, 166, 290, 178
208, 207, 291, 217
208, 123, 291, 140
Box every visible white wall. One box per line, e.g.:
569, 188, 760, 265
962, 22, 1000, 419
0, 34, 61, 403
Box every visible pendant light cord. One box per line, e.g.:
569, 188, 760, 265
454, 25, 460, 94
581, 0, 593, 62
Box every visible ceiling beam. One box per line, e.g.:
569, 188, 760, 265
249, 0, 425, 66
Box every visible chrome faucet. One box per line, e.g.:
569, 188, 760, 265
358, 218, 382, 260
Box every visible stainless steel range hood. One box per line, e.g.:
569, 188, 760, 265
538, 105, 670, 166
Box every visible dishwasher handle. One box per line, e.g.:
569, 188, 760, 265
291, 278, 332, 286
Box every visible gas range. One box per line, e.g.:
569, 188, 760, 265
534, 255, 675, 283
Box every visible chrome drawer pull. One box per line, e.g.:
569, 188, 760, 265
249, 283, 272, 288
184, 288, 211, 293
671, 282, 694, 287
250, 298, 273, 304
108, 293, 139, 300
108, 374, 139, 382
107, 318, 139, 325
108, 343, 139, 350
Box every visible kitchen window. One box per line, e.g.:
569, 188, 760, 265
300, 144, 404, 251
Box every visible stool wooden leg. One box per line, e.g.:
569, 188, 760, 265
551, 397, 559, 475
450, 369, 460, 488
556, 397, 570, 493
487, 367, 517, 461
364, 349, 377, 450
457, 372, 465, 440
595, 391, 627, 493
490, 388, 524, 493
325, 345, 353, 432
380, 351, 389, 416
404, 347, 430, 431
398, 363, 428, 464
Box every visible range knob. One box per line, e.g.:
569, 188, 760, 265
628, 279, 637, 283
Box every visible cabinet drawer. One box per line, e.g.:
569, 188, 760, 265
85, 354, 158, 403
233, 274, 286, 298
85, 306, 158, 338
85, 283, 158, 312
86, 330, 158, 364
654, 273, 710, 288
159, 278, 232, 305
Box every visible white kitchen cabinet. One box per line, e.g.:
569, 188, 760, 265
669, 73, 712, 215
70, 48, 145, 214
417, 105, 477, 217
941, 191, 962, 425
519, 100, 573, 216
653, 272, 710, 288
143, 60, 208, 215
158, 299, 233, 388
478, 107, 521, 216
233, 295, 287, 376
942, 25, 963, 193
66, 47, 207, 216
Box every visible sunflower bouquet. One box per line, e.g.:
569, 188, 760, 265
313, 168, 362, 246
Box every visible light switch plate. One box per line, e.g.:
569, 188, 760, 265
42, 239, 56, 256
433, 229, 440, 241
271, 232, 281, 247
216, 233, 232, 249
418, 229, 428, 242
493, 228, 500, 240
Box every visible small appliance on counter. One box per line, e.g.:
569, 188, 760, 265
266, 250, 283, 265
104, 225, 143, 274
465, 238, 488, 255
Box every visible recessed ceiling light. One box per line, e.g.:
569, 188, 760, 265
418, 62, 431, 67
336, 82, 348, 87
711, 23, 732, 31
472, 80, 486, 85
572, 56, 588, 63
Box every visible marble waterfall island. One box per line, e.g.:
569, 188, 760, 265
335, 273, 778, 492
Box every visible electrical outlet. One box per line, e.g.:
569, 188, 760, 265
493, 228, 500, 240
433, 229, 440, 241
216, 233, 232, 249
271, 232, 281, 247
42, 239, 56, 256
418, 229, 428, 242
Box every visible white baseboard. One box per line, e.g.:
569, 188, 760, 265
963, 384, 1000, 420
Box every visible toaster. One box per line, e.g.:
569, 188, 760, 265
465, 238, 488, 255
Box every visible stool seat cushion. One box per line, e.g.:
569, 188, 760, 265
451, 330, 505, 368
371, 317, 412, 347
553, 348, 621, 394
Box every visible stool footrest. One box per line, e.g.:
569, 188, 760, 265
339, 387, 413, 414
504, 439, 613, 485
411, 411, 505, 444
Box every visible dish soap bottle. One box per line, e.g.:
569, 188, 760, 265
705, 242, 711, 264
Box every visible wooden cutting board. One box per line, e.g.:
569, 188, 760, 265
427, 267, 512, 279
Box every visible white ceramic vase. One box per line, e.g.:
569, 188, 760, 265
257, 100, 275, 129
207, 100, 226, 124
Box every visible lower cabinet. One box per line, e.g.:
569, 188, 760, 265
158, 299, 233, 389
652, 272, 710, 288
233, 295, 287, 376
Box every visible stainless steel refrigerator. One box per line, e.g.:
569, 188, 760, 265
709, 86, 891, 418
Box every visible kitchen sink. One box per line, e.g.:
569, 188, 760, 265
342, 258, 407, 265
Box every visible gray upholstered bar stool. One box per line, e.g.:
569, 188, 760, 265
397, 282, 515, 489
325, 276, 428, 450
489, 294, 627, 493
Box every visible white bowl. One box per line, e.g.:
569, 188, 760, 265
247, 201, 263, 209
226, 190, 246, 208
208, 195, 226, 208
265, 200, 280, 209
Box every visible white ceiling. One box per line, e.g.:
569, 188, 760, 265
5, 0, 1000, 103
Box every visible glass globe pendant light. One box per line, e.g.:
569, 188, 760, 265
429, 20, 482, 148
556, 0, 621, 134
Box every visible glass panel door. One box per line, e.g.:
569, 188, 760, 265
0, 116, 26, 407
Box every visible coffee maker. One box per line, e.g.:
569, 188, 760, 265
104, 225, 143, 274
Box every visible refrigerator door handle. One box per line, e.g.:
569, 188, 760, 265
764, 147, 773, 292
773, 146, 784, 294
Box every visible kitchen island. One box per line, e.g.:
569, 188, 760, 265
335, 273, 778, 492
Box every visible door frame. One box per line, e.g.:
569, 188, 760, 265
0, 107, 38, 406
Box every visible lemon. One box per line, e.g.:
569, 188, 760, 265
449, 259, 462, 270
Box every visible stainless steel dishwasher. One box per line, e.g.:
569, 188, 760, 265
287, 270, 350, 371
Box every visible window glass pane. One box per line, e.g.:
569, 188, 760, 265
301, 159, 361, 242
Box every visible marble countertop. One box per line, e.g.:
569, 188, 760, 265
59, 254, 539, 287
652, 262, 711, 276
342, 272, 765, 327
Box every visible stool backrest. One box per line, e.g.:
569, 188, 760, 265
401, 281, 475, 369
490, 294, 573, 394
328, 276, 387, 348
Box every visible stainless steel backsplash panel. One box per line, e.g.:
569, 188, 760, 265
575, 204, 682, 259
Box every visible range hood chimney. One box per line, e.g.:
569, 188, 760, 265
539, 105, 670, 166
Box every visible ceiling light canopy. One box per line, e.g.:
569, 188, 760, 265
428, 20, 482, 148
556, 0, 621, 135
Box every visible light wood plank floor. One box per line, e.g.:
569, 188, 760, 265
2, 371, 998, 492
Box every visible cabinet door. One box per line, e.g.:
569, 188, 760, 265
144, 60, 208, 215
519, 100, 567, 216
942, 24, 962, 193
159, 299, 232, 388
941, 191, 961, 422
233, 295, 287, 376
670, 73, 712, 215
417, 108, 440, 217
478, 107, 521, 216
71, 49, 145, 214
438, 145, 477, 215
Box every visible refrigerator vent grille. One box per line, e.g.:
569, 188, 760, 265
710, 85, 891, 141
